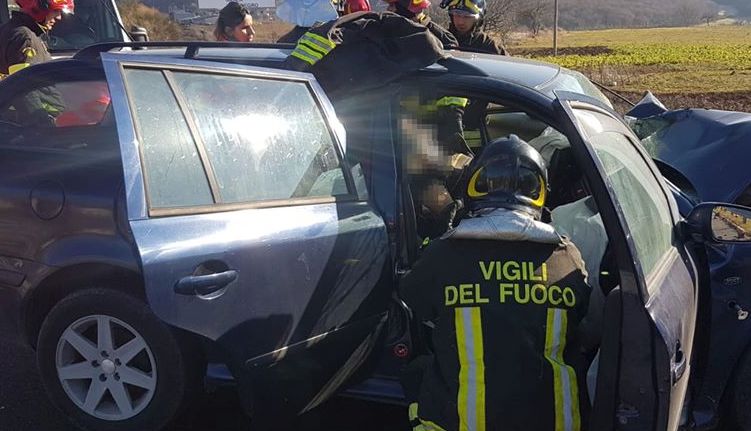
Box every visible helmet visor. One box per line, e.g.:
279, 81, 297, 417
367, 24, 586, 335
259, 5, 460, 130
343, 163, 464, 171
449, 8, 478, 18
469, 156, 544, 206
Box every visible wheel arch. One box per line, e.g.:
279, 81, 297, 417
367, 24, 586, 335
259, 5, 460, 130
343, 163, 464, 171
23, 263, 146, 348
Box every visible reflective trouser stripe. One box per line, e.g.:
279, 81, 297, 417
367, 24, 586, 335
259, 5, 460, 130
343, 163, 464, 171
436, 96, 469, 108
545, 308, 581, 431
8, 62, 30, 75
456, 307, 486, 431
409, 403, 449, 431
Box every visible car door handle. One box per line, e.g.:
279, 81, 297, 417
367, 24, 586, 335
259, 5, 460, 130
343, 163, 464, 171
671, 342, 687, 383
174, 270, 238, 296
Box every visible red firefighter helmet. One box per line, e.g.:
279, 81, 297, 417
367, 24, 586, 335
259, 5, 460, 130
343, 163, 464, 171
333, 0, 371, 15
15, 0, 74, 24
383, 0, 430, 17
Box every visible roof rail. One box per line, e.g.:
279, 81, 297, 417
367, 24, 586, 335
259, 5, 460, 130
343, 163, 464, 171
74, 41, 296, 61
435, 56, 488, 77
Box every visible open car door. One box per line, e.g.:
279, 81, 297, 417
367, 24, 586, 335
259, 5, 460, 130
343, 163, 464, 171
553, 92, 699, 431
101, 52, 392, 419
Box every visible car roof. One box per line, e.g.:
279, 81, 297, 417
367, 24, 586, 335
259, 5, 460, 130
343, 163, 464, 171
75, 42, 565, 94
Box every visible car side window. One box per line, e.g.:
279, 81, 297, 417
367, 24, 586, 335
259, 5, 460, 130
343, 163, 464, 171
124, 69, 214, 209
169, 71, 347, 204
574, 109, 674, 281
0, 80, 111, 129
123, 67, 349, 211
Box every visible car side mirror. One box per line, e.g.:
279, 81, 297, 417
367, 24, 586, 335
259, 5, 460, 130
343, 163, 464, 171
130, 26, 149, 42
686, 202, 751, 244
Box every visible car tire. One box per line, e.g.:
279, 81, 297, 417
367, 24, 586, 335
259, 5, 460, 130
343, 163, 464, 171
36, 288, 201, 431
731, 346, 751, 430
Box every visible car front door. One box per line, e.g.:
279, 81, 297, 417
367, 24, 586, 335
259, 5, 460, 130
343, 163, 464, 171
554, 94, 699, 431
101, 53, 392, 417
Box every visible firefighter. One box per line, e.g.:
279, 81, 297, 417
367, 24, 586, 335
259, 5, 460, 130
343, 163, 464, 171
400, 135, 593, 431
440, 0, 507, 55
383, 0, 458, 49
214, 2, 255, 42
0, 0, 73, 77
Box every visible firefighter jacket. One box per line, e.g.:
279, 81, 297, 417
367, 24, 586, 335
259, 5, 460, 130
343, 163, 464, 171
0, 11, 51, 76
277, 25, 310, 43
449, 23, 507, 55
400, 208, 592, 431
420, 15, 458, 49
284, 11, 446, 96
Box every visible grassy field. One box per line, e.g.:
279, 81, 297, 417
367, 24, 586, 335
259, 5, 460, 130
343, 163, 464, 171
510, 25, 751, 111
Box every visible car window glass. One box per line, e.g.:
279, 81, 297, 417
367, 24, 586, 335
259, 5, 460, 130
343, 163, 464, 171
575, 109, 673, 280
0, 80, 110, 128
170, 71, 347, 203
124, 68, 213, 209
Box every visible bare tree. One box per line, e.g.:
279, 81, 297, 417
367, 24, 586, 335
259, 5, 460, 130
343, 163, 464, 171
482, 0, 516, 42
518, 0, 550, 36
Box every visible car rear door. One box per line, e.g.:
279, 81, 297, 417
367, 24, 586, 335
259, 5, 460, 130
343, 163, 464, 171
553, 94, 699, 431
101, 53, 392, 416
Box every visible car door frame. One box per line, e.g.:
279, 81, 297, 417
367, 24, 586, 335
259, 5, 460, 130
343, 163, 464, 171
552, 91, 699, 431
394, 74, 699, 430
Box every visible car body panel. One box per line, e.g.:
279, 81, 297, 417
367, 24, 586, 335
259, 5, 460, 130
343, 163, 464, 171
102, 53, 393, 415
632, 104, 751, 430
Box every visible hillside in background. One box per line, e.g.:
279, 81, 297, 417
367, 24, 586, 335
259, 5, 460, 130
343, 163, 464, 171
556, 0, 721, 29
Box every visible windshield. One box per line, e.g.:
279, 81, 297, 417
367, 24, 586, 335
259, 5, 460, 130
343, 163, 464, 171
541, 68, 614, 109
7, 0, 127, 51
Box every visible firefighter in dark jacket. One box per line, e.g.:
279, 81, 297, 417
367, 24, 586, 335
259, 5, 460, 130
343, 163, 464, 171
400, 135, 592, 431
0, 0, 72, 77
441, 0, 506, 55
383, 0, 458, 49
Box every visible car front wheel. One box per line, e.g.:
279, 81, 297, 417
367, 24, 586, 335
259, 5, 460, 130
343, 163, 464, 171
37, 288, 200, 431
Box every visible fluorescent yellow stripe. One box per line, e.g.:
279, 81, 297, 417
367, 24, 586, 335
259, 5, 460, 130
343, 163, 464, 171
420, 419, 449, 431
545, 309, 563, 431
304, 32, 335, 49
436, 96, 469, 108
290, 50, 317, 65
456, 307, 485, 431
295, 43, 324, 60
300, 34, 334, 54
8, 63, 30, 75
545, 308, 581, 431
455, 308, 469, 431
471, 307, 486, 431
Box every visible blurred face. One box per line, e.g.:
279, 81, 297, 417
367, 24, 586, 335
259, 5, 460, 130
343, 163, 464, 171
451, 13, 477, 35
43, 10, 63, 30
231, 15, 255, 42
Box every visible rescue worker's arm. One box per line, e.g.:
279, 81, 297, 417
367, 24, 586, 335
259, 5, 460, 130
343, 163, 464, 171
5, 30, 45, 75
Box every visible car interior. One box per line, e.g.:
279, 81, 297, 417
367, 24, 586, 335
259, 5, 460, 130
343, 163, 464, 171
331, 85, 628, 407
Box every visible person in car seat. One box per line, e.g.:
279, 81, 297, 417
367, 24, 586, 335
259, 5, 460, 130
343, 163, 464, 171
440, 0, 507, 55
400, 135, 593, 431
214, 2, 256, 42
382, 0, 458, 49
0, 0, 73, 77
